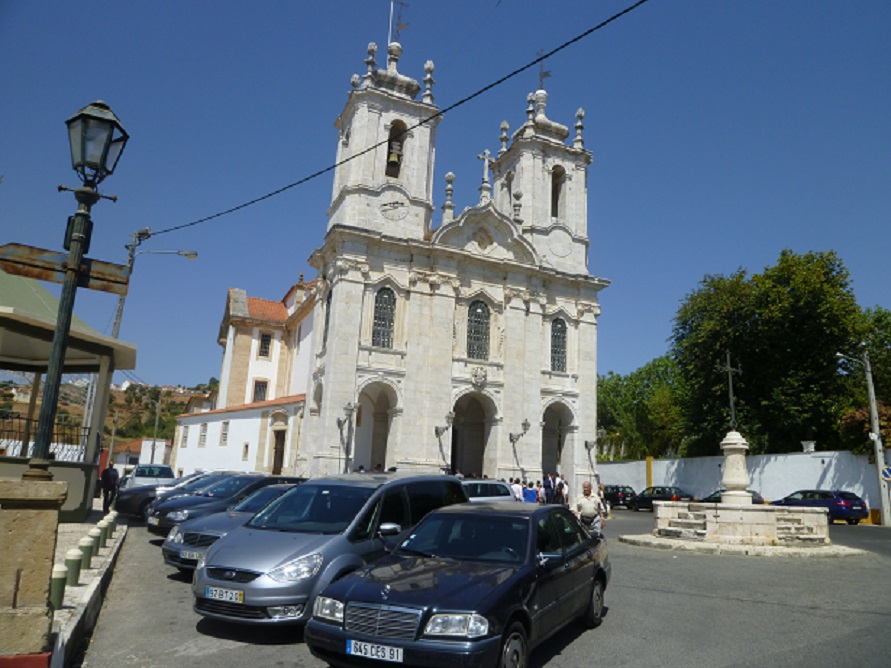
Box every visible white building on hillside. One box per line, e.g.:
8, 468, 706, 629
173, 40, 608, 490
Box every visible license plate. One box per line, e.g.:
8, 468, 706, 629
205, 586, 243, 603
180, 550, 201, 560
347, 640, 403, 663
147, 516, 159, 526
853, 506, 862, 510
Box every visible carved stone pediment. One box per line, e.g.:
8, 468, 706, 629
432, 204, 538, 265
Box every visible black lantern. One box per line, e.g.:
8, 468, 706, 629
66, 101, 129, 187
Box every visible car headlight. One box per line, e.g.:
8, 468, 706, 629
196, 553, 206, 570
424, 613, 489, 638
313, 596, 344, 623
168, 510, 189, 522
267, 553, 323, 583
166, 526, 184, 544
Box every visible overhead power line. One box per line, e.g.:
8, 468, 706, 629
152, 0, 651, 238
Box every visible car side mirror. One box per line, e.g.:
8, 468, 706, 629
378, 522, 402, 537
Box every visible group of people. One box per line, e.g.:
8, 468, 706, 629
505, 474, 609, 531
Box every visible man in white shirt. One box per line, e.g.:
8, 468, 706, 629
510, 477, 524, 501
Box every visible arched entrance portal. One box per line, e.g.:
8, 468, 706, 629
353, 382, 396, 472
541, 402, 574, 476
451, 393, 496, 478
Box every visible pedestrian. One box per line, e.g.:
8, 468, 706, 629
523, 480, 538, 503
510, 477, 524, 502
101, 465, 119, 513
599, 483, 611, 519
536, 480, 546, 504
552, 481, 567, 506
543, 473, 554, 504
560, 473, 570, 500
575, 480, 605, 533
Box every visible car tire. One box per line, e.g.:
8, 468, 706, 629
138, 499, 152, 522
499, 622, 528, 668
581, 578, 605, 628
846, 519, 860, 525
630, 502, 639, 512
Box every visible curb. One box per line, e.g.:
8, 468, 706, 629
49, 525, 128, 668
617, 533, 868, 558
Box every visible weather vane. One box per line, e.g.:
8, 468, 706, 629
388, 0, 409, 44
536, 49, 551, 89
720, 350, 742, 430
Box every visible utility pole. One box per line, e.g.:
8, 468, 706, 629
861, 348, 890, 526
151, 399, 161, 464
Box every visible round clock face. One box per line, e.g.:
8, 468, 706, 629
547, 228, 572, 257
380, 197, 409, 221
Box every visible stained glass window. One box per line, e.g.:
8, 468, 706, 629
372, 287, 396, 348
551, 318, 567, 372
467, 300, 490, 360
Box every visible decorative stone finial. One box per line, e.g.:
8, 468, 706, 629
387, 42, 402, 72
499, 121, 510, 155
365, 43, 378, 75
442, 171, 455, 223
477, 150, 492, 204
574, 107, 585, 148
423, 60, 435, 103
350, 73, 361, 89
534, 89, 548, 120
526, 93, 535, 124
512, 190, 523, 224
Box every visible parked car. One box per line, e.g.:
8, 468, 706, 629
120, 464, 176, 490
601, 484, 636, 509
116, 471, 233, 520
699, 488, 766, 505
462, 479, 518, 503
162, 483, 298, 572
305, 502, 610, 668
627, 486, 693, 511
192, 473, 468, 625
147, 474, 304, 535
770, 489, 869, 524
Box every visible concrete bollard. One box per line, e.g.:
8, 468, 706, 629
50, 563, 68, 610
65, 548, 83, 586
97, 520, 109, 548
79, 536, 94, 570
106, 511, 118, 535
89, 527, 102, 556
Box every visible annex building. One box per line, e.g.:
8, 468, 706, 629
173, 40, 609, 490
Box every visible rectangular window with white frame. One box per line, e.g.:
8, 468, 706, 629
220, 421, 229, 447
198, 423, 207, 447
180, 425, 189, 449
258, 332, 272, 358
253, 380, 268, 403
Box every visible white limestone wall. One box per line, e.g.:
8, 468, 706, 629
289, 310, 314, 397
598, 449, 887, 509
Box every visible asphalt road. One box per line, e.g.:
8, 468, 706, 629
79, 509, 891, 668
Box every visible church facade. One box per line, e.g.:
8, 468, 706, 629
173, 40, 608, 490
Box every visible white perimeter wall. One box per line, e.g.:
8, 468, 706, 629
598, 448, 890, 509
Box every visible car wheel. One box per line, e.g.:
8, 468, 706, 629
499, 622, 528, 668
581, 578, 605, 628
846, 519, 860, 525
630, 502, 639, 512
138, 499, 152, 521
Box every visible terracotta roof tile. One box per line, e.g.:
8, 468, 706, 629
247, 297, 288, 322
176, 393, 306, 420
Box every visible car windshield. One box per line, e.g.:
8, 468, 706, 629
838, 492, 861, 501
177, 473, 230, 492
397, 514, 528, 564
233, 485, 290, 513
247, 484, 375, 534
199, 476, 260, 499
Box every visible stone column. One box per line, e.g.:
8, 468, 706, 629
720, 430, 752, 505
0, 479, 68, 661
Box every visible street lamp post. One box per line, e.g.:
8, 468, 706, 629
27, 102, 128, 478
838, 348, 890, 526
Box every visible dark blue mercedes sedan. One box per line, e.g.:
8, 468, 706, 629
305, 502, 610, 668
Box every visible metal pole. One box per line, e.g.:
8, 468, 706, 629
862, 348, 890, 526
151, 399, 161, 464
29, 189, 98, 474
111, 228, 150, 339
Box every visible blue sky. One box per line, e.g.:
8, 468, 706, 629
2, 1, 889, 388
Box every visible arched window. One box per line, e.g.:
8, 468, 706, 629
467, 300, 490, 360
551, 318, 567, 372
385, 121, 407, 178
551, 165, 566, 218
372, 287, 396, 348
322, 289, 332, 349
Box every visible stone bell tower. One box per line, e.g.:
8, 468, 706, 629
490, 89, 592, 274
327, 42, 441, 240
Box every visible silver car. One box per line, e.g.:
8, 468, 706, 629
462, 479, 520, 503
192, 473, 467, 625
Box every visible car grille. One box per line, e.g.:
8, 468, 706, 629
345, 603, 422, 640
196, 598, 267, 620
183, 532, 220, 548
206, 568, 260, 583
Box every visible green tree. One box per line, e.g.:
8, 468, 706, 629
672, 250, 864, 455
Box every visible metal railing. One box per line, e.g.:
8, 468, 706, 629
0, 414, 89, 461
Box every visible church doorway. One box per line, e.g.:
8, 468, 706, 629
541, 402, 574, 476
451, 393, 495, 478
353, 382, 396, 472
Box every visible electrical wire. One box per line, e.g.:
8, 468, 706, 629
151, 0, 651, 238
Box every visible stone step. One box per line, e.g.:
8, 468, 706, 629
670, 518, 707, 530
678, 511, 707, 521
777, 534, 828, 545
777, 524, 816, 535
657, 527, 705, 541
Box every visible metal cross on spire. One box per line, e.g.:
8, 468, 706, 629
536, 49, 552, 89
388, 0, 409, 44
720, 350, 742, 430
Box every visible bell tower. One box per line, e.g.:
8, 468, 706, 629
328, 42, 440, 240
490, 89, 592, 274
